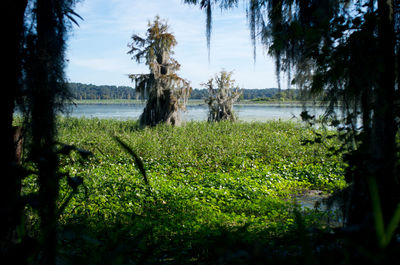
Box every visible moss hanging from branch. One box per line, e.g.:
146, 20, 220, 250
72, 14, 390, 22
203, 70, 242, 122
128, 16, 191, 126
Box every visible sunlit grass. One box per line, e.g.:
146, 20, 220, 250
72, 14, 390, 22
54, 118, 345, 231
15, 117, 349, 262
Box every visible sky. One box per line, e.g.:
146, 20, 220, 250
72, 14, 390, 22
66, 0, 279, 89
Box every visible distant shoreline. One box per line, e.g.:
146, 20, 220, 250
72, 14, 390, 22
71, 99, 326, 107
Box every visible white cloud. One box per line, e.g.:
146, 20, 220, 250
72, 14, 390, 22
66, 0, 278, 88
71, 58, 126, 72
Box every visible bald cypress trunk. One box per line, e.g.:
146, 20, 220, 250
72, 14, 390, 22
140, 88, 180, 126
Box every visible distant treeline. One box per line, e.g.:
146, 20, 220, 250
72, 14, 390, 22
68, 83, 137, 100
68, 82, 304, 101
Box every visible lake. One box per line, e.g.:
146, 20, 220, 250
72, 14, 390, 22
66, 103, 327, 122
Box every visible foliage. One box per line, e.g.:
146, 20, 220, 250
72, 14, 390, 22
1, 1, 81, 264
185, 0, 400, 245
128, 16, 191, 126
68, 83, 137, 100
17, 118, 350, 263
68, 82, 310, 101
203, 70, 242, 122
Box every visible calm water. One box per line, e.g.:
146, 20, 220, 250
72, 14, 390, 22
66, 103, 327, 122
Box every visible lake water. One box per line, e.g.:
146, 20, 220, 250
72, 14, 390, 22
66, 103, 327, 122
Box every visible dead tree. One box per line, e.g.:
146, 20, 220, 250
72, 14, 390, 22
203, 70, 242, 122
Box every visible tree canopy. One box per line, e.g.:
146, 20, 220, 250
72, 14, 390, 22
68, 83, 137, 100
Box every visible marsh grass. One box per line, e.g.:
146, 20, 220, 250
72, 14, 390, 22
24, 118, 347, 263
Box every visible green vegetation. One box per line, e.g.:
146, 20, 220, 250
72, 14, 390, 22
68, 83, 137, 100
5, 1, 400, 263
68, 82, 308, 101
187, 0, 400, 235
22, 118, 347, 263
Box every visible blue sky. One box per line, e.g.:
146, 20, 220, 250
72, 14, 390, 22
66, 0, 279, 89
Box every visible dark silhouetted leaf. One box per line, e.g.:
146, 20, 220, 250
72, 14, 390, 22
114, 137, 149, 186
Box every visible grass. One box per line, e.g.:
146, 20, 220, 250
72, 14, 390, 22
23, 118, 347, 263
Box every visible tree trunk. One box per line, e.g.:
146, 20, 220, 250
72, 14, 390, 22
0, 0, 28, 257
372, 0, 398, 226
34, 0, 63, 263
140, 88, 180, 126
346, 1, 398, 236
